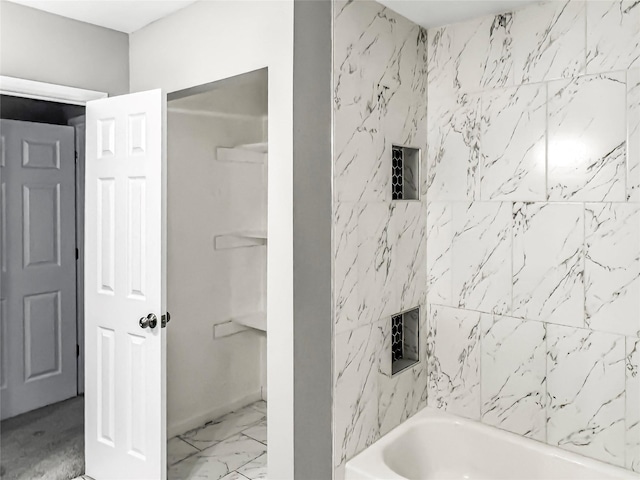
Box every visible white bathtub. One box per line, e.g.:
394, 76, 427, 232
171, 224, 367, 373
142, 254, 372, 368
345, 407, 640, 480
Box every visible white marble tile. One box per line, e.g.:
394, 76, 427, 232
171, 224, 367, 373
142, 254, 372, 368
335, 202, 360, 334
357, 203, 398, 326
427, 305, 481, 420
237, 453, 267, 479
179, 406, 265, 451
377, 313, 426, 435
334, 323, 380, 466
547, 72, 626, 202
392, 202, 427, 311
333, 1, 428, 202
427, 94, 480, 202
452, 202, 512, 315
627, 337, 640, 473
168, 437, 200, 466
248, 401, 266, 416
428, 14, 513, 96
169, 434, 266, 480
585, 203, 640, 337
512, 202, 584, 327
587, 0, 640, 73
426, 202, 453, 306
480, 84, 546, 201
546, 325, 625, 466
219, 472, 249, 480
241, 419, 266, 445
629, 69, 640, 201
481, 315, 546, 441
511, 0, 585, 84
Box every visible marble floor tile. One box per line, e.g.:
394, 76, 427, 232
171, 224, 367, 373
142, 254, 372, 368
249, 401, 266, 416
237, 453, 267, 479
241, 419, 266, 444
547, 325, 625, 466
481, 314, 546, 441
179, 406, 265, 451
168, 437, 200, 466
219, 472, 249, 480
169, 434, 266, 480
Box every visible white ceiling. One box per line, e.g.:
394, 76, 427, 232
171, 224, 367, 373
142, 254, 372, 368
9, 0, 540, 34
7, 0, 198, 33
377, 0, 539, 29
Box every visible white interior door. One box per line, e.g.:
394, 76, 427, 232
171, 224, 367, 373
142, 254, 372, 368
0, 120, 77, 420
84, 89, 166, 480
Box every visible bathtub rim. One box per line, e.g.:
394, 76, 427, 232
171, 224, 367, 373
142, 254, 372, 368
344, 406, 640, 480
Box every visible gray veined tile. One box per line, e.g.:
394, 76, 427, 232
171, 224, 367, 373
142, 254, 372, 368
392, 202, 427, 311
248, 401, 266, 416
333, 1, 428, 203
451, 202, 512, 315
546, 325, 625, 466
547, 72, 626, 202
178, 406, 265, 451
512, 202, 584, 327
168, 436, 200, 466
426, 202, 453, 306
356, 203, 398, 326
169, 434, 266, 480
585, 203, 640, 337
480, 84, 546, 202
334, 202, 360, 334
237, 453, 267, 479
426, 93, 480, 202
511, 0, 585, 84
219, 472, 249, 480
629, 69, 640, 202
427, 305, 481, 420
587, 0, 640, 73
334, 323, 380, 467
481, 314, 546, 441
627, 337, 640, 473
242, 418, 266, 444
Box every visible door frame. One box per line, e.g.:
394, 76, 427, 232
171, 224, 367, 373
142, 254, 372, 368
0, 76, 108, 396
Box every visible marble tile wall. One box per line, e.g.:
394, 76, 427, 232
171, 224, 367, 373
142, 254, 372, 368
332, 0, 428, 470
426, 0, 640, 472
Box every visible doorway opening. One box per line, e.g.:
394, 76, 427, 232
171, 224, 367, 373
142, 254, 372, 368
0, 94, 87, 479
164, 68, 268, 479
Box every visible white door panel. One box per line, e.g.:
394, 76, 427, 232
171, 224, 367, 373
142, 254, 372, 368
0, 120, 77, 420
85, 90, 166, 480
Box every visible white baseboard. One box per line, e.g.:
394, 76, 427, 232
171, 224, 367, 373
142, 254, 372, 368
168, 390, 263, 438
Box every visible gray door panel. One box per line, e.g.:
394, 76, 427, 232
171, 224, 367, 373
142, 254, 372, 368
0, 119, 77, 420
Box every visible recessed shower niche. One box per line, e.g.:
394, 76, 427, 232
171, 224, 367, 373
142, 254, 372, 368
391, 145, 420, 201
382, 307, 420, 376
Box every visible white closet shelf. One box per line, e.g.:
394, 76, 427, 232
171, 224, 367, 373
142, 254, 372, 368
214, 231, 267, 250
213, 312, 267, 339
216, 142, 267, 163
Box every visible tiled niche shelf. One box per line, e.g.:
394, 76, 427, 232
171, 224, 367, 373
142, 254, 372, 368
390, 307, 420, 376
216, 142, 267, 164
214, 231, 267, 250
391, 145, 420, 201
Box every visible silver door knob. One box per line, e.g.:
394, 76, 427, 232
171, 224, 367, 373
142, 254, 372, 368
139, 313, 158, 329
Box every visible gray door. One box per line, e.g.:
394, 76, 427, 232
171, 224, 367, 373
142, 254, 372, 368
0, 119, 77, 420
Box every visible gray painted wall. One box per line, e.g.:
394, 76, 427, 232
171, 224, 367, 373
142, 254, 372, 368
293, 0, 333, 478
0, 1, 129, 96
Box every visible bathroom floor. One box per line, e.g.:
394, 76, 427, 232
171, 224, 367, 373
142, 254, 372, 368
168, 401, 267, 480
